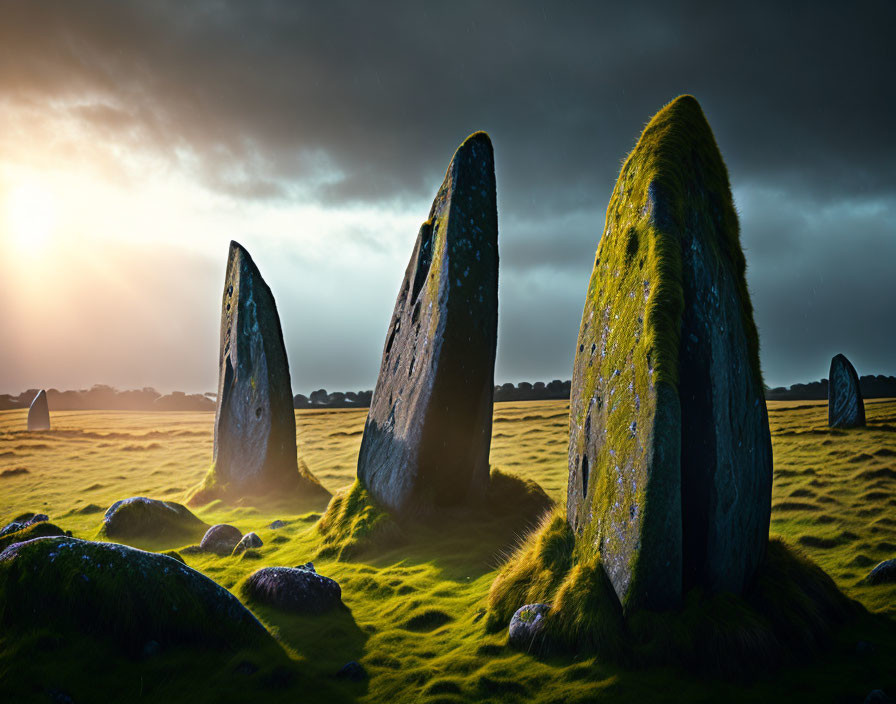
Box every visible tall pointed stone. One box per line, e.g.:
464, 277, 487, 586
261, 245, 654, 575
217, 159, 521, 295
567, 96, 773, 611
357, 132, 498, 517
27, 389, 50, 431
828, 354, 865, 428
191, 241, 329, 506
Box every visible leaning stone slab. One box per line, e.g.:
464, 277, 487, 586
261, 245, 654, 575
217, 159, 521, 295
27, 389, 50, 431
191, 241, 330, 506
567, 95, 773, 611
0, 537, 273, 653
828, 354, 866, 428
357, 132, 498, 517
508, 603, 550, 652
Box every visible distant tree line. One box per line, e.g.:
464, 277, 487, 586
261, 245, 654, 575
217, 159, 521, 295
3, 375, 895, 412
764, 375, 896, 401
0, 385, 215, 412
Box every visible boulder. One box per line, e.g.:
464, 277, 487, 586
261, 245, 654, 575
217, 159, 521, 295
567, 96, 773, 611
828, 354, 866, 428
357, 132, 498, 517
232, 532, 263, 555
101, 497, 210, 546
0, 536, 273, 653
336, 661, 367, 681
27, 389, 50, 431
0, 521, 66, 551
1, 513, 48, 537
865, 559, 896, 585
243, 566, 341, 614
192, 240, 330, 505
200, 524, 243, 556
508, 603, 550, 652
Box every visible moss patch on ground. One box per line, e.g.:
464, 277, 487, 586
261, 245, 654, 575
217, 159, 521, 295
0, 401, 894, 702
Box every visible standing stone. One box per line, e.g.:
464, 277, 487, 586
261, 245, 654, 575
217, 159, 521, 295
357, 132, 498, 517
828, 354, 865, 428
27, 389, 50, 431
191, 241, 329, 505
567, 96, 773, 612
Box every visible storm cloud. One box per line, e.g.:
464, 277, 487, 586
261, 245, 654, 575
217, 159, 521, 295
1, 0, 894, 391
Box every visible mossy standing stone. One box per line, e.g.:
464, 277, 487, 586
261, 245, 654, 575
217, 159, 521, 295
27, 389, 50, 431
357, 132, 498, 517
192, 241, 329, 505
567, 96, 772, 612
828, 354, 865, 428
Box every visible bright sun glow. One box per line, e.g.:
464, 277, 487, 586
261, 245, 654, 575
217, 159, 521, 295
5, 178, 58, 254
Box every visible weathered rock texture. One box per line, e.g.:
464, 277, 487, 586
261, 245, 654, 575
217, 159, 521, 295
27, 389, 50, 431
0, 537, 273, 653
242, 565, 342, 614
567, 96, 773, 612
357, 132, 498, 516
200, 524, 243, 556
193, 241, 329, 505
828, 354, 866, 428
101, 497, 209, 547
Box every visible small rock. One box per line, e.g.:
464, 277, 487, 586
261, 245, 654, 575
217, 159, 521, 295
243, 566, 341, 614
232, 532, 263, 555
336, 661, 367, 681
200, 524, 243, 555
268, 519, 290, 529
865, 691, 893, 704
0, 521, 24, 537
865, 559, 896, 585
142, 640, 161, 658
508, 603, 550, 652
295, 561, 316, 573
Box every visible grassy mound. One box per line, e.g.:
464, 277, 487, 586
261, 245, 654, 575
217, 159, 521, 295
188, 458, 332, 511
487, 515, 857, 675
316, 469, 553, 562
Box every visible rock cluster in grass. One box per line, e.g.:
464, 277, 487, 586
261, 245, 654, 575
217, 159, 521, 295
27, 389, 50, 431
828, 353, 866, 428
0, 536, 274, 653
101, 497, 209, 545
357, 131, 498, 518
242, 565, 342, 614
191, 240, 330, 506
566, 95, 772, 612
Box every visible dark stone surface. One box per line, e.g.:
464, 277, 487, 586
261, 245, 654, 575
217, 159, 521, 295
357, 132, 498, 517
828, 354, 866, 428
232, 531, 263, 555
0, 537, 273, 652
0, 522, 66, 551
27, 389, 50, 431
268, 519, 290, 529
508, 603, 550, 652
200, 240, 329, 502
567, 96, 772, 611
865, 559, 896, 585
243, 566, 341, 614
102, 497, 209, 544
200, 524, 243, 556
336, 661, 367, 681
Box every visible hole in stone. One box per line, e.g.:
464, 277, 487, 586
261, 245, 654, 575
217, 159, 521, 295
411, 299, 421, 325
411, 221, 434, 302
385, 319, 400, 356
255, 407, 262, 419
227, 284, 233, 297
581, 455, 590, 498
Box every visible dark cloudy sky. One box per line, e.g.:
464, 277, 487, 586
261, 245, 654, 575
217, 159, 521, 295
1, 0, 894, 394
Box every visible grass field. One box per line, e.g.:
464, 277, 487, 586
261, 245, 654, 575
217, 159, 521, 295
1, 399, 894, 702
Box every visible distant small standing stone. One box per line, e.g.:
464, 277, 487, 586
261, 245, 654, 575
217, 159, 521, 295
828, 354, 866, 428
243, 566, 341, 614
232, 532, 263, 555
508, 603, 550, 652
200, 524, 243, 556
865, 559, 896, 585
27, 389, 50, 431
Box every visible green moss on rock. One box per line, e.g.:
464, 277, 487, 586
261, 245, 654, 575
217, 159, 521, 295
98, 496, 210, 549
0, 521, 66, 552
0, 536, 278, 655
